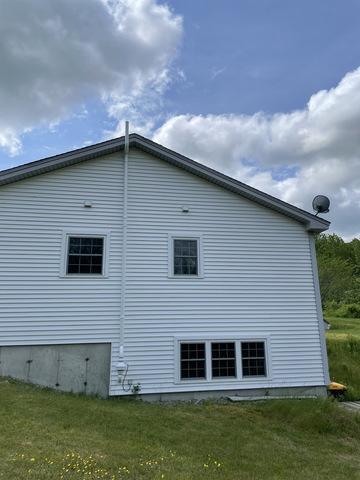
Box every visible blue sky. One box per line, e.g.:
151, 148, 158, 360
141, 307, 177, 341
0, 0, 359, 238
166, 0, 360, 114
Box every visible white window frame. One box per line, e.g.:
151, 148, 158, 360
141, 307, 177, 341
168, 233, 203, 278
60, 228, 111, 278
240, 339, 268, 379
211, 341, 237, 380
178, 341, 207, 381
174, 335, 271, 384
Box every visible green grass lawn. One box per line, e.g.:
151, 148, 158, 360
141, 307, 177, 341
1, 379, 360, 480
326, 316, 360, 339
326, 316, 360, 400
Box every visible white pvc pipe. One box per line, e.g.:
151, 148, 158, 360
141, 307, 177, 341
118, 121, 129, 362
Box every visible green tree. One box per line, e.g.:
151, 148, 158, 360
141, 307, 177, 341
317, 254, 355, 305
315, 233, 360, 306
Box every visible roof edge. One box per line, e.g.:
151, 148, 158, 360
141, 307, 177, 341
0, 136, 126, 186
130, 134, 330, 233
0, 133, 330, 233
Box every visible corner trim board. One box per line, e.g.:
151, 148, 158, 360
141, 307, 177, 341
309, 234, 330, 384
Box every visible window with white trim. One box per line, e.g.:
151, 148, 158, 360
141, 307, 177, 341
211, 342, 236, 378
173, 238, 199, 276
241, 341, 267, 377
176, 338, 269, 382
67, 236, 104, 275
180, 343, 206, 379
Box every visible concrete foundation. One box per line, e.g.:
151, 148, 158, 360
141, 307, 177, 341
140, 385, 328, 402
0, 343, 111, 397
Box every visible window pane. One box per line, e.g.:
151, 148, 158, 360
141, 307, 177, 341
92, 256, 103, 265
67, 264, 79, 274
180, 343, 205, 379
91, 264, 102, 274
79, 263, 91, 274
68, 244, 80, 254
80, 255, 92, 266
68, 255, 80, 265
173, 239, 198, 276
81, 238, 92, 246
67, 237, 104, 275
211, 342, 236, 378
69, 237, 81, 246
241, 342, 266, 377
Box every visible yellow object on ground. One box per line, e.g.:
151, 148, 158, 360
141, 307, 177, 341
328, 382, 347, 391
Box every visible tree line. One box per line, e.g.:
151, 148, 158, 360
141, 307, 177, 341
315, 234, 360, 316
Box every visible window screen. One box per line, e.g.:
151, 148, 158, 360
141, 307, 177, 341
211, 342, 236, 377
241, 342, 266, 377
180, 343, 206, 379
173, 239, 198, 275
67, 237, 104, 275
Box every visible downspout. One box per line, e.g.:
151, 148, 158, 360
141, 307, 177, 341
117, 121, 129, 372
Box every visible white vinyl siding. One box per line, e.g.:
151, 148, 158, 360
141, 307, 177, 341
0, 154, 123, 353
110, 148, 326, 395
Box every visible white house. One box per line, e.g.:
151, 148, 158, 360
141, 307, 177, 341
0, 132, 330, 400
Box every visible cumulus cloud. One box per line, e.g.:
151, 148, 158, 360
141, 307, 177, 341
153, 68, 360, 239
0, 0, 182, 154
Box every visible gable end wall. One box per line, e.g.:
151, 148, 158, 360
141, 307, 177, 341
0, 148, 327, 395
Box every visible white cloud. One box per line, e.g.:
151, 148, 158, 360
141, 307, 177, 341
0, 0, 182, 154
154, 68, 360, 239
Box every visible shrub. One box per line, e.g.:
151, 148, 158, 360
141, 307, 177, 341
334, 304, 360, 318
324, 300, 340, 317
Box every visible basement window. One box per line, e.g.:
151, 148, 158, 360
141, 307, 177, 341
67, 236, 104, 275
241, 342, 267, 377
176, 338, 269, 382
211, 342, 236, 378
180, 343, 206, 379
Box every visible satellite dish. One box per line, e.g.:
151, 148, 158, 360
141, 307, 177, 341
312, 195, 330, 215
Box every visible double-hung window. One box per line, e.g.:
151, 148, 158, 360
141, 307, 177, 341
67, 237, 104, 275
174, 239, 198, 275
61, 230, 109, 277
169, 235, 202, 277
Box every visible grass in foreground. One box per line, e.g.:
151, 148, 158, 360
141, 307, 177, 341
1, 379, 360, 480
326, 316, 360, 400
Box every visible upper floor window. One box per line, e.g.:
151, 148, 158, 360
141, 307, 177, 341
172, 238, 199, 276
67, 236, 104, 275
